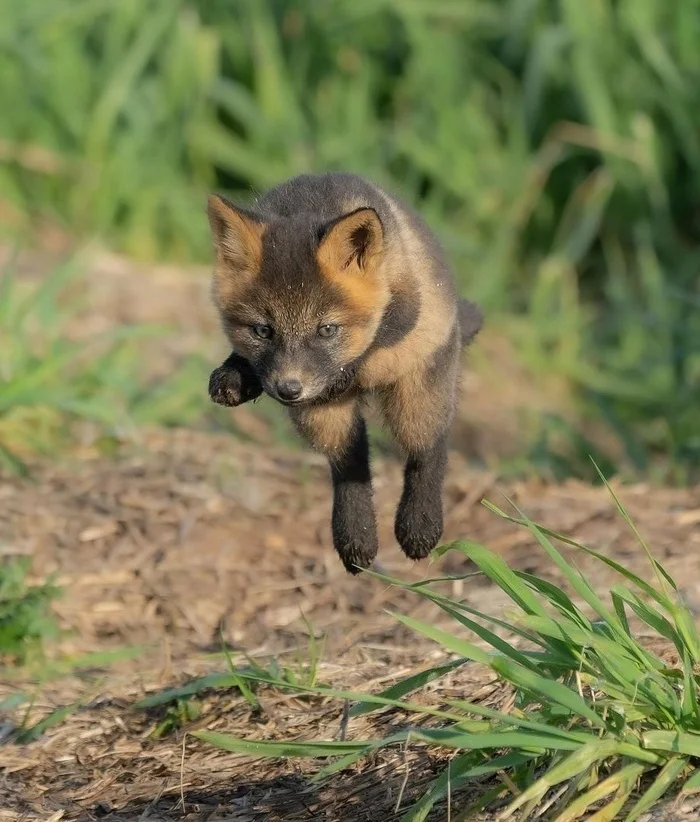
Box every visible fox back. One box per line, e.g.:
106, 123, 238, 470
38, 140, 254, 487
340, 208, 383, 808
207, 172, 480, 405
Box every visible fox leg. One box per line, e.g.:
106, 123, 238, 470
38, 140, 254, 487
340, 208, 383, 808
289, 397, 378, 574
379, 325, 461, 560
209, 351, 263, 407
291, 399, 378, 574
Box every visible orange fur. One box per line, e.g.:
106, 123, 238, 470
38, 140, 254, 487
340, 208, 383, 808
377, 332, 461, 453
316, 208, 390, 320
290, 395, 359, 457
207, 194, 265, 309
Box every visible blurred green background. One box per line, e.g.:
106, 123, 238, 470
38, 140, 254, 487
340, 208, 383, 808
2, 0, 700, 482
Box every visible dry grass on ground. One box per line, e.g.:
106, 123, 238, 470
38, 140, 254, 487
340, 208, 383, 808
3, 428, 700, 820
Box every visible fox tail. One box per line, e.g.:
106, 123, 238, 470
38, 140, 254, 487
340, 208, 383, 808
457, 298, 483, 347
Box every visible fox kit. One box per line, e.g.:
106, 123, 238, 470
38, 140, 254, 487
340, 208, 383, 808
207, 173, 482, 574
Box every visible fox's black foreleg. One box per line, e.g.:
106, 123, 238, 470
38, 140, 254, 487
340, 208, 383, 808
290, 398, 378, 574
209, 351, 263, 407
328, 413, 378, 574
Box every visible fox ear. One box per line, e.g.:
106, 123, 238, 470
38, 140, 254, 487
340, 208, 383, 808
207, 194, 264, 273
317, 207, 384, 275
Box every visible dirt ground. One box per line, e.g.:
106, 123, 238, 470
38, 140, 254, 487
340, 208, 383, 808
2, 246, 700, 820
3, 429, 700, 821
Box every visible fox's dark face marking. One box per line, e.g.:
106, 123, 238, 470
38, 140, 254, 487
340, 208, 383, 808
207, 195, 390, 405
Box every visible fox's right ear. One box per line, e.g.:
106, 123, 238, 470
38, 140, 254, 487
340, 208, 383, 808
207, 194, 264, 273
317, 207, 384, 277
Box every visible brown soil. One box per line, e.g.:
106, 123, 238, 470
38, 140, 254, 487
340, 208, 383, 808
1, 245, 699, 820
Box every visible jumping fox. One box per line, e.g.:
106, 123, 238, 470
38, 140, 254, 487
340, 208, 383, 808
206, 172, 482, 574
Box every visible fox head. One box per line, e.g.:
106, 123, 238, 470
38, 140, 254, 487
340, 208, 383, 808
207, 194, 390, 405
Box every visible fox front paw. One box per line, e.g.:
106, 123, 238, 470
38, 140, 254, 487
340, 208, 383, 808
208, 362, 263, 407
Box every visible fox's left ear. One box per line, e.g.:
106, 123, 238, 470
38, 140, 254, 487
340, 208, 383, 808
317, 207, 384, 276
207, 194, 264, 274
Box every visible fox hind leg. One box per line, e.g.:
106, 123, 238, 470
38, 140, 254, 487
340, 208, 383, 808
394, 433, 449, 560
379, 326, 460, 561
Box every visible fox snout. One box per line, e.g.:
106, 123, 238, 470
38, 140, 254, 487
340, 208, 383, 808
261, 367, 311, 404
273, 378, 303, 403
262, 364, 353, 406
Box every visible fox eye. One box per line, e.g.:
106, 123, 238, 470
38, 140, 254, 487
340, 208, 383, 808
252, 324, 273, 339
318, 323, 339, 339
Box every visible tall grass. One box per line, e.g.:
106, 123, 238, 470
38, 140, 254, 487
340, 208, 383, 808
1, 0, 699, 478
0, 254, 210, 472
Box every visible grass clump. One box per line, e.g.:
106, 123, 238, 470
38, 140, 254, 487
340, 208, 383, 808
0, 253, 215, 473
192, 482, 700, 820
0, 558, 60, 666
136, 620, 327, 739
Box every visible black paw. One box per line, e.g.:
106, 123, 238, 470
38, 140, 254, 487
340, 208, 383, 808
333, 528, 378, 575
208, 363, 263, 407
395, 498, 443, 561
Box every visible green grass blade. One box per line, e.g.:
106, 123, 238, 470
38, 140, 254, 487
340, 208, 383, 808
312, 732, 410, 780
611, 585, 684, 654
402, 751, 535, 822
143, 665, 468, 725
514, 571, 592, 627
14, 700, 80, 743
516, 613, 620, 660
592, 464, 677, 593
135, 673, 252, 709
389, 612, 493, 665
448, 700, 597, 743
435, 539, 554, 619
624, 757, 687, 821
611, 590, 632, 637
484, 499, 673, 670
220, 635, 259, 708
489, 656, 606, 728
503, 739, 622, 814
515, 615, 650, 693
348, 657, 466, 718
502, 501, 627, 636
361, 566, 551, 650
435, 602, 545, 672
672, 604, 700, 666
681, 768, 700, 794
554, 762, 646, 822
411, 726, 584, 752
482, 502, 677, 612
193, 730, 372, 759
681, 652, 699, 722
643, 730, 700, 757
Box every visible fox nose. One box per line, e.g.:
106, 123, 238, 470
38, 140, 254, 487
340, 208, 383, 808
275, 379, 303, 401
